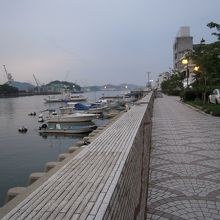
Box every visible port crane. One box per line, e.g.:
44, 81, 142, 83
3, 65, 14, 86
33, 74, 41, 93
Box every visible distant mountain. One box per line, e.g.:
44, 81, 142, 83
10, 81, 34, 91
46, 80, 81, 92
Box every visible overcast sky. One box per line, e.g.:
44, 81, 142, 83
0, 0, 219, 86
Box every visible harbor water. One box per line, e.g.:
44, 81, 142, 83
0, 91, 122, 207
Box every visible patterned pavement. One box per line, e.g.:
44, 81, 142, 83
146, 95, 220, 220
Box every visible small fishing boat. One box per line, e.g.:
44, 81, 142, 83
18, 126, 28, 133
38, 113, 45, 123
38, 123, 97, 134
44, 89, 87, 103
61, 102, 107, 113
28, 112, 36, 116
69, 95, 87, 102
47, 112, 98, 123
96, 98, 122, 109
73, 102, 108, 114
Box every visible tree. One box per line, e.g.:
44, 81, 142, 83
46, 80, 82, 92
161, 72, 184, 95
0, 84, 19, 94
190, 22, 220, 104
207, 22, 220, 40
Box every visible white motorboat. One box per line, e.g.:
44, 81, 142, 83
69, 95, 87, 102
39, 123, 97, 135
47, 112, 98, 123
96, 98, 121, 109
44, 95, 62, 103
44, 89, 87, 103
44, 95, 87, 103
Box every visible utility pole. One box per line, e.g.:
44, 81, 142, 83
146, 72, 151, 88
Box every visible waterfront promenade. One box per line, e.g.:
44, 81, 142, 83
147, 95, 220, 219
2, 93, 220, 219
0, 93, 153, 220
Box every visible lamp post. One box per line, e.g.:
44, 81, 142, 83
194, 66, 207, 104
193, 66, 199, 72
146, 72, 151, 88
193, 66, 200, 83
124, 85, 128, 96
182, 58, 189, 88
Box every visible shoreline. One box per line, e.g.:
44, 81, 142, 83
0, 111, 123, 216
0, 92, 60, 98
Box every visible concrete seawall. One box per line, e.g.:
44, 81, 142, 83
100, 93, 153, 220
0, 92, 154, 220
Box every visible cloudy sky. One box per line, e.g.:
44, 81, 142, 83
0, 0, 219, 86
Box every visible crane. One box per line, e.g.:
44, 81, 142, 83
3, 65, 14, 86
33, 74, 41, 93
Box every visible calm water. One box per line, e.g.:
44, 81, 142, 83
0, 91, 123, 206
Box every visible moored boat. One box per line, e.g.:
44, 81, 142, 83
47, 112, 98, 123
44, 89, 87, 103
69, 95, 87, 102
39, 123, 97, 134
59, 102, 108, 115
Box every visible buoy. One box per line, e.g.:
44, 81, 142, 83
18, 126, 28, 133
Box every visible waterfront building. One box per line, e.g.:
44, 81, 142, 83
173, 26, 193, 71
173, 26, 197, 87
155, 72, 171, 90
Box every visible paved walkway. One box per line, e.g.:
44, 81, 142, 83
147, 95, 220, 220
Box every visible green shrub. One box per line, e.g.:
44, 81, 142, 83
167, 89, 181, 96
180, 89, 197, 101
186, 100, 220, 117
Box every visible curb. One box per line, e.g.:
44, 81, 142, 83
177, 100, 212, 116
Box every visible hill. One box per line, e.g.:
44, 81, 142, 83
10, 81, 34, 91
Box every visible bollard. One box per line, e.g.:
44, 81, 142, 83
44, 161, 59, 172
28, 172, 45, 185
5, 187, 26, 203
68, 146, 80, 153
97, 126, 105, 130
88, 132, 96, 137
96, 128, 103, 131
58, 153, 70, 162
75, 141, 84, 147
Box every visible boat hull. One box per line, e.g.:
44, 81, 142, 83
44, 96, 87, 103
47, 114, 98, 123
39, 125, 97, 134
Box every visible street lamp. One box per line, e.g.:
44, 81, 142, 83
193, 66, 200, 72
193, 66, 200, 84
182, 58, 189, 88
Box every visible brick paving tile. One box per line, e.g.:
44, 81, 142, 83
146, 95, 220, 220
